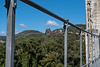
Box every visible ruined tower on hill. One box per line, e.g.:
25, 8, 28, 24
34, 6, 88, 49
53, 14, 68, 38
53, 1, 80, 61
45, 27, 51, 35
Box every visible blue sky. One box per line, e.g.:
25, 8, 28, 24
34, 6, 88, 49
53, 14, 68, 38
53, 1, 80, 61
0, 0, 86, 35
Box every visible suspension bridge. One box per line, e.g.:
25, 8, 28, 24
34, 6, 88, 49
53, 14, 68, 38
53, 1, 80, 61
2, 0, 100, 67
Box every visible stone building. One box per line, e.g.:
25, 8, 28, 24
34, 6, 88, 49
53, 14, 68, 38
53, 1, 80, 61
85, 0, 100, 65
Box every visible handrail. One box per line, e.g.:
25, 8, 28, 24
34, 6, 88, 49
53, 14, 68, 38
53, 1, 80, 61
20, 0, 99, 36
82, 57, 100, 67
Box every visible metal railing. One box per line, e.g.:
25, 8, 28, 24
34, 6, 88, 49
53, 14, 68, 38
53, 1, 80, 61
4, 0, 100, 67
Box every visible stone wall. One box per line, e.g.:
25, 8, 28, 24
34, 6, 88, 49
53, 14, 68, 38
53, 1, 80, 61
85, 0, 100, 66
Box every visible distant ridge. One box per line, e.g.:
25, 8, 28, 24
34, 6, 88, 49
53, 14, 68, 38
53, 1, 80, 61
15, 30, 44, 42
0, 30, 44, 42
0, 24, 86, 42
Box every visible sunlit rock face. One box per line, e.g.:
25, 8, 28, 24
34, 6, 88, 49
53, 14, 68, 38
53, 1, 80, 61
45, 27, 51, 35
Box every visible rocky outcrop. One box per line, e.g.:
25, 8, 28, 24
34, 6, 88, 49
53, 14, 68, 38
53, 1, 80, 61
45, 27, 51, 35
0, 40, 5, 43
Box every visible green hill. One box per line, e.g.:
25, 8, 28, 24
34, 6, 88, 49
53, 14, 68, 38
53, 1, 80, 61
15, 30, 44, 42
0, 30, 44, 41
68, 24, 86, 33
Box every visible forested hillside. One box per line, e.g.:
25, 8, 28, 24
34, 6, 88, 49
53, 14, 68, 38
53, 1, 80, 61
0, 24, 86, 67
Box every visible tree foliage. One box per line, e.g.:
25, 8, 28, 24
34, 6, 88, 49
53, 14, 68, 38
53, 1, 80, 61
0, 29, 86, 67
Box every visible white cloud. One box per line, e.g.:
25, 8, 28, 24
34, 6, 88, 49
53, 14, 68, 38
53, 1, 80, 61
45, 20, 61, 27
15, 29, 19, 34
15, 32, 19, 34
0, 32, 6, 35
19, 24, 27, 27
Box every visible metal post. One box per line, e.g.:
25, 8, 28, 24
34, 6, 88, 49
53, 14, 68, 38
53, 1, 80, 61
80, 31, 82, 67
95, 36, 97, 60
85, 32, 88, 67
64, 21, 68, 67
5, 0, 16, 67
94, 35, 96, 62
87, 33, 89, 67
91, 35, 93, 62
99, 35, 100, 58
97, 35, 99, 67
97, 36, 99, 59
94, 36, 96, 62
